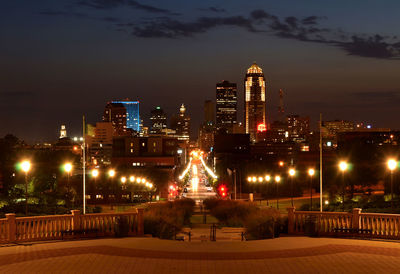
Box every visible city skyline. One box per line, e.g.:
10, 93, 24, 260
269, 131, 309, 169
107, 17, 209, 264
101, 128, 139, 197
1, 0, 400, 142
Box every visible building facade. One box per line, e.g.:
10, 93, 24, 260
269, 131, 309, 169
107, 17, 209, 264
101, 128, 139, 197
86, 122, 114, 166
112, 100, 140, 133
204, 100, 215, 126
286, 115, 310, 143
244, 63, 266, 143
150, 106, 167, 134
112, 136, 179, 167
216, 80, 237, 133
170, 104, 190, 142
103, 102, 127, 136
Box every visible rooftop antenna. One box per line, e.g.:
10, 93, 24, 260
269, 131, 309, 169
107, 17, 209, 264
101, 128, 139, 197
278, 89, 285, 121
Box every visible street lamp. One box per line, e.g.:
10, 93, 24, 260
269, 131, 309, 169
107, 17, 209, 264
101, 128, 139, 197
289, 168, 296, 207
275, 175, 281, 209
91, 169, 99, 178
108, 169, 116, 210
308, 168, 315, 210
63, 163, 73, 207
108, 169, 115, 178
20, 160, 31, 215
265, 175, 271, 206
338, 161, 348, 211
387, 159, 397, 212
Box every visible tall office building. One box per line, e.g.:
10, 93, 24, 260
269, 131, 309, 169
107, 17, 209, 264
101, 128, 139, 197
86, 122, 114, 165
204, 100, 215, 126
286, 115, 310, 143
150, 106, 167, 134
216, 80, 237, 133
103, 102, 127, 136
171, 104, 190, 142
244, 63, 266, 143
199, 100, 215, 152
111, 99, 140, 133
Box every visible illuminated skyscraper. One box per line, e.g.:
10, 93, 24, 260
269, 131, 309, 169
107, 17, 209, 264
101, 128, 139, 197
171, 104, 190, 142
244, 63, 266, 143
216, 80, 237, 133
59, 125, 67, 139
111, 100, 140, 133
150, 106, 167, 134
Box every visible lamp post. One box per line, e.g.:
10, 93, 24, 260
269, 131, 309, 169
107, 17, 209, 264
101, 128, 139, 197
339, 161, 348, 212
21, 160, 31, 216
91, 169, 99, 204
308, 168, 315, 210
275, 175, 281, 209
265, 175, 271, 206
108, 169, 115, 209
387, 159, 397, 212
289, 168, 296, 207
63, 163, 73, 207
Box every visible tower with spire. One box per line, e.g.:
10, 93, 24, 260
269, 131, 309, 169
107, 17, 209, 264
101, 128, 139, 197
244, 62, 266, 143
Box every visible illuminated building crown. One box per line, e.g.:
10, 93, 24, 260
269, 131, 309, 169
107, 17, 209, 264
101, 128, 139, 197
247, 62, 263, 74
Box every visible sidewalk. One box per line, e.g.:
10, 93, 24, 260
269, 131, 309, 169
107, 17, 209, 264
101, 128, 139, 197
1, 236, 400, 273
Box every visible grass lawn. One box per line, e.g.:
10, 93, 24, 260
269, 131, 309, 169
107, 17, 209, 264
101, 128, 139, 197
257, 197, 321, 214
190, 214, 219, 224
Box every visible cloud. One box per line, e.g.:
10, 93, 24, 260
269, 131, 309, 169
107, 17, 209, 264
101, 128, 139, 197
39, 5, 400, 60
350, 91, 400, 102
76, 0, 174, 14
336, 35, 400, 59
198, 7, 226, 13
39, 10, 88, 18
132, 16, 256, 38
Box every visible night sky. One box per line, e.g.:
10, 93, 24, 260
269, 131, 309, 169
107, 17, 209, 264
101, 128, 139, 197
1, 0, 400, 142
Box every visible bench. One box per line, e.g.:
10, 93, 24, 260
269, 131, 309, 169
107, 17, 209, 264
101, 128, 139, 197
61, 228, 99, 240
220, 227, 247, 241
221, 227, 246, 234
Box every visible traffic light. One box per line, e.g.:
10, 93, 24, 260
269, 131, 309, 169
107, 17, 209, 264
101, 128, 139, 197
218, 184, 227, 198
169, 185, 178, 197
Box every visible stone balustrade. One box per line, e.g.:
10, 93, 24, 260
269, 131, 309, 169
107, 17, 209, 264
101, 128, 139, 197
0, 209, 143, 243
287, 207, 400, 239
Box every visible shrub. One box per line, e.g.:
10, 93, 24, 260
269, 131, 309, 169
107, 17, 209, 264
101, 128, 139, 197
143, 199, 195, 239
244, 207, 281, 240
203, 198, 221, 211
206, 199, 258, 227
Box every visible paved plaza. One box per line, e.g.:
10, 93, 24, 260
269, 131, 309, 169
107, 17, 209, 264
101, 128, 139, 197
1, 236, 400, 273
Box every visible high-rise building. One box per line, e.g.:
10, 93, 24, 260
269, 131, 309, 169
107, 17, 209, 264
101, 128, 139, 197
216, 80, 237, 133
322, 120, 355, 147
59, 125, 67, 139
244, 63, 266, 143
150, 106, 167, 134
286, 115, 310, 143
103, 102, 127, 136
204, 100, 215, 126
111, 99, 140, 133
171, 104, 190, 142
86, 122, 113, 165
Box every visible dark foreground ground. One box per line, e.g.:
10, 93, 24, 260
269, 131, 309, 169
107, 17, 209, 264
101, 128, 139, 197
1, 236, 400, 273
